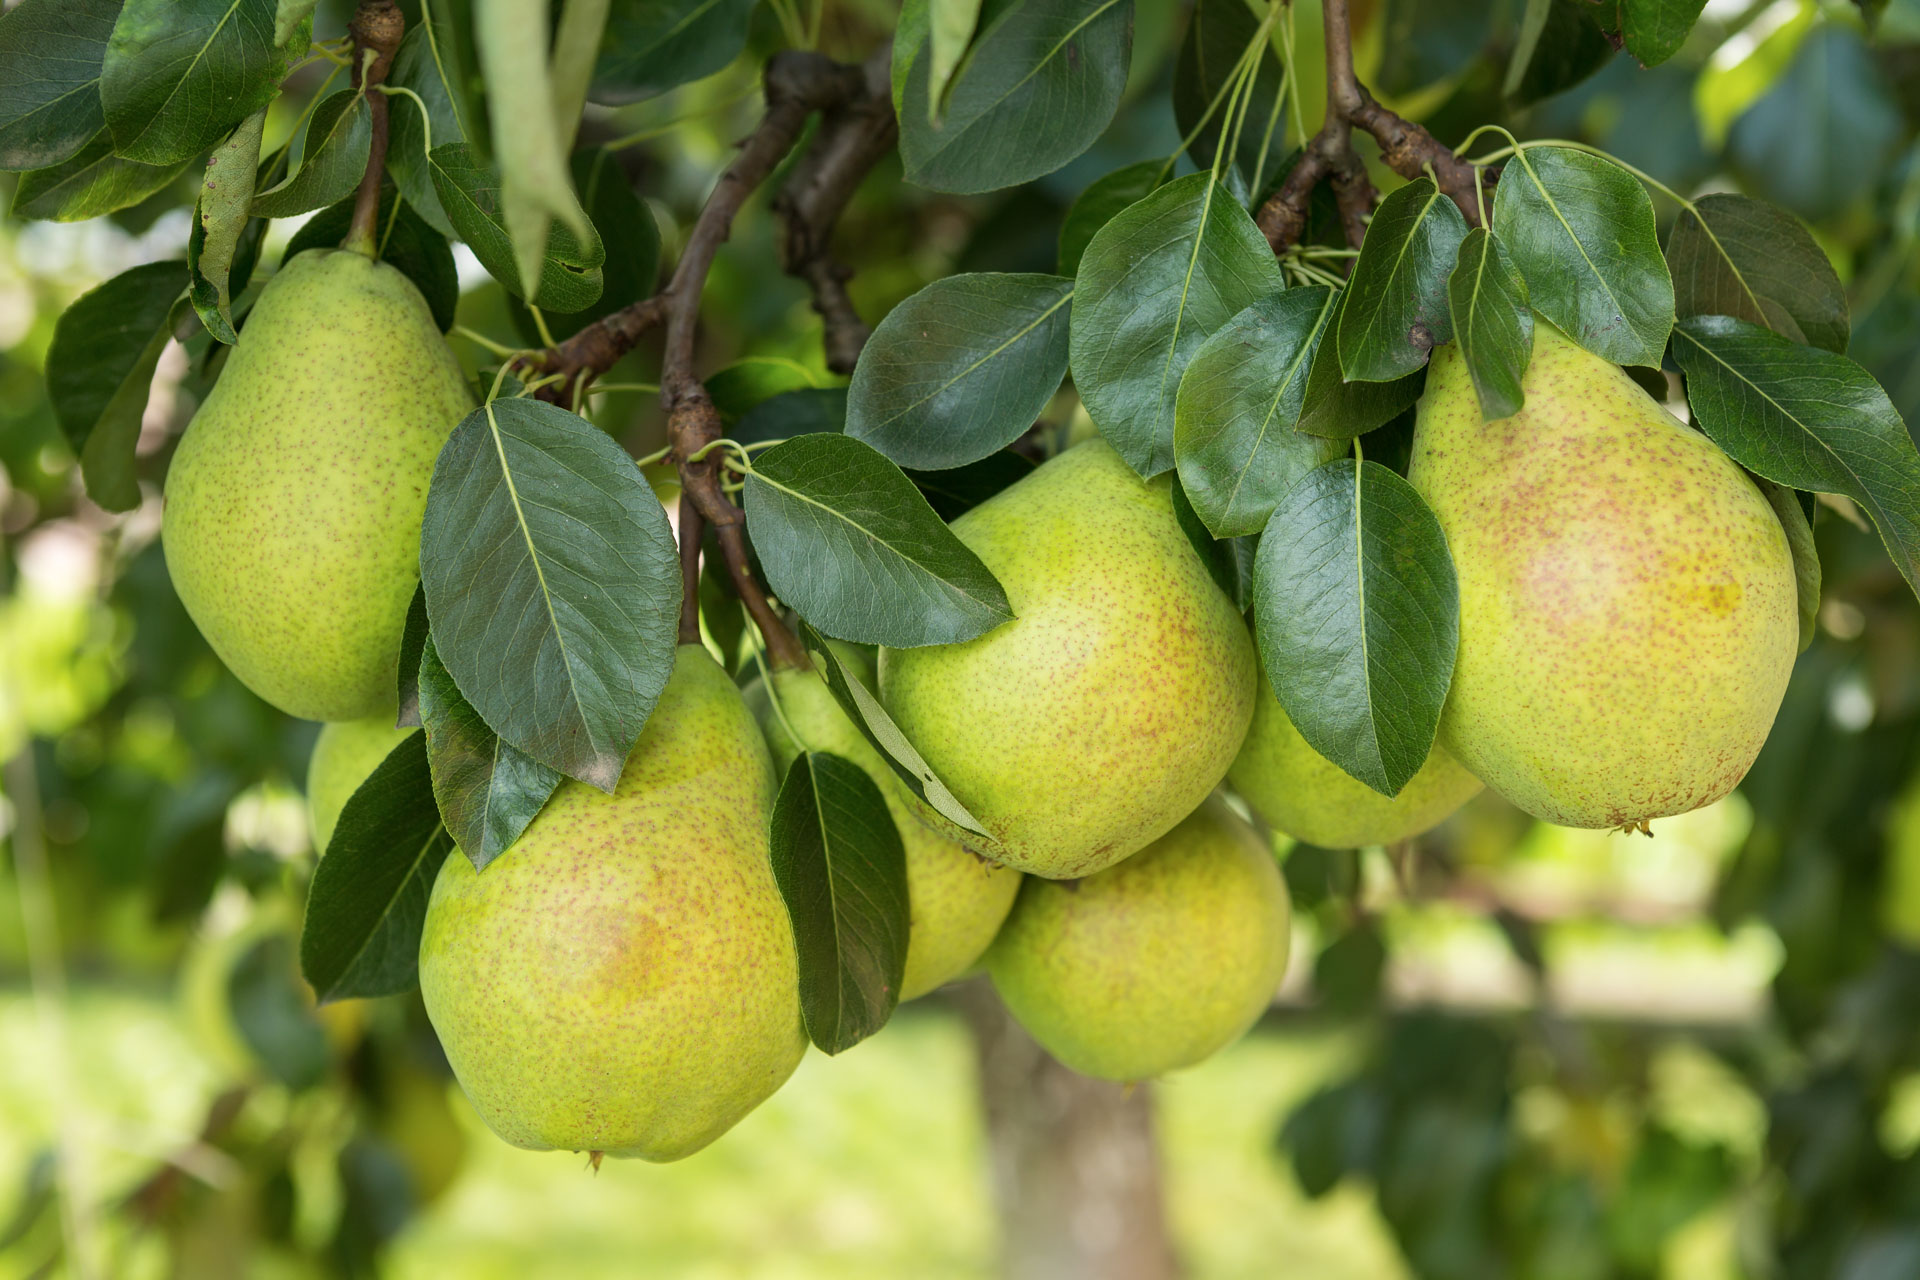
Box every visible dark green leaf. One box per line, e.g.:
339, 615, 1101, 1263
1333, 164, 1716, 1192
1057, 160, 1162, 277
101, 0, 298, 166
45, 261, 187, 512
1492, 144, 1673, 367
1171, 472, 1255, 611
428, 141, 605, 310
273, 0, 317, 45
847, 273, 1072, 470
1446, 227, 1534, 420
1252, 459, 1458, 796
591, 0, 757, 103
1666, 192, 1848, 353
1071, 172, 1284, 477
1339, 178, 1470, 382
1174, 286, 1346, 537
300, 733, 450, 1003
11, 130, 185, 221
744, 433, 1013, 646
769, 752, 910, 1055
1297, 288, 1426, 439
418, 636, 562, 871
0, 0, 119, 171
1754, 475, 1819, 653
507, 147, 660, 343
796, 619, 997, 845
1618, 0, 1706, 66
898, 0, 1133, 194
420, 397, 681, 791
907, 450, 1036, 521
187, 107, 266, 343
734, 387, 849, 445
387, 18, 475, 238
250, 90, 371, 219
230, 934, 330, 1089
1173, 0, 1286, 184
283, 188, 460, 332
709, 357, 825, 420
1673, 316, 1920, 599
395, 584, 429, 728
1505, 0, 1614, 105
1376, 0, 1493, 96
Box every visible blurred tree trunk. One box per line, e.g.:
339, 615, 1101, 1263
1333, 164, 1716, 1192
954, 981, 1183, 1280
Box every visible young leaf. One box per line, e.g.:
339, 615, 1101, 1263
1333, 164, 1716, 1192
1617, 0, 1706, 67
847, 273, 1072, 471
10, 132, 185, 222
1253, 459, 1459, 797
188, 108, 267, 344
1174, 287, 1347, 538
770, 752, 910, 1055
428, 141, 606, 311
284, 188, 460, 332
0, 0, 118, 171
1171, 473, 1256, 611
548, 0, 612, 146
1071, 172, 1285, 477
898, 0, 1133, 194
1446, 227, 1534, 421
1338, 177, 1470, 383
1753, 476, 1820, 654
100, 0, 300, 166
418, 636, 562, 871
395, 584, 430, 728
744, 433, 1013, 646
1173, 0, 1286, 184
273, 0, 319, 45
1673, 316, 1920, 600
1057, 160, 1163, 277
591, 0, 756, 104
1297, 288, 1426, 439
1492, 145, 1673, 368
45, 261, 188, 512
386, 18, 474, 238
419, 398, 681, 792
250, 90, 372, 219
300, 732, 453, 1003
926, 0, 985, 120
797, 619, 997, 845
1665, 192, 1847, 354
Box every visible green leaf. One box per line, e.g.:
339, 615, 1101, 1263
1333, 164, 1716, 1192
769, 752, 910, 1055
419, 398, 681, 791
187, 108, 266, 344
926, 0, 985, 120
1172, 0, 1286, 185
1492, 144, 1673, 368
46, 261, 188, 512
734, 387, 849, 446
550, 0, 613, 143
250, 90, 371, 219
1071, 172, 1284, 477
1057, 160, 1162, 277
1174, 286, 1346, 538
1252, 459, 1458, 796
1446, 227, 1534, 421
898, 0, 1133, 194
1504, 0, 1614, 105
0, 0, 119, 171
1339, 177, 1469, 383
283, 188, 460, 333
229, 934, 330, 1090
10, 131, 185, 221
1297, 288, 1426, 439
396, 584, 429, 728
387, 18, 474, 239
708, 356, 824, 420
101, 0, 298, 167
907, 450, 1036, 521
1171, 472, 1255, 611
1754, 475, 1819, 654
744, 433, 1013, 646
273, 0, 319, 46
847, 273, 1072, 470
418, 635, 562, 871
1376, 0, 1494, 97
299, 732, 452, 1003
1665, 192, 1848, 354
591, 0, 756, 103
1617, 0, 1706, 67
796, 619, 997, 845
428, 141, 605, 310
1673, 316, 1920, 600
506, 147, 660, 343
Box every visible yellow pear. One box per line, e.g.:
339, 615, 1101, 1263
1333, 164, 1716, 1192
306, 715, 415, 853
164, 249, 475, 722
987, 793, 1290, 1081
1230, 668, 1482, 847
418, 646, 805, 1161
1408, 322, 1798, 829
745, 650, 1020, 1001
879, 440, 1256, 879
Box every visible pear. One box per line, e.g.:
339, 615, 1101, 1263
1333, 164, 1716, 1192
1230, 668, 1482, 847
878, 440, 1257, 879
745, 648, 1020, 1001
164, 249, 475, 722
987, 794, 1290, 1081
418, 645, 805, 1162
306, 715, 415, 853
1407, 321, 1798, 829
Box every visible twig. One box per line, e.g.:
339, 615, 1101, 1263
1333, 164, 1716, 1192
345, 0, 404, 255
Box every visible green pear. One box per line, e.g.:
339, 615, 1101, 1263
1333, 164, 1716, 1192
1408, 321, 1798, 829
878, 440, 1257, 879
745, 652, 1021, 1001
418, 645, 805, 1161
163, 249, 475, 722
987, 793, 1290, 1081
306, 715, 415, 853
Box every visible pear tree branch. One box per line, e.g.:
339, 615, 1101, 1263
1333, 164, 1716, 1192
345, 0, 404, 255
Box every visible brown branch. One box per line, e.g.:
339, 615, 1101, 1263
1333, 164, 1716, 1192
1349, 90, 1487, 223
345, 0, 403, 255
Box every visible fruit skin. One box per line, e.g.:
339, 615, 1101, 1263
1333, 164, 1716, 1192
745, 656, 1021, 1001
306, 715, 415, 853
1230, 667, 1482, 847
163, 249, 475, 722
878, 440, 1257, 879
1407, 321, 1798, 829
987, 793, 1290, 1081
418, 645, 805, 1161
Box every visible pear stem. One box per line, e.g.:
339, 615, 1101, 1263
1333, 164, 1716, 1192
344, 0, 403, 257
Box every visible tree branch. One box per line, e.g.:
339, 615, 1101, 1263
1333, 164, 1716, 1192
345, 0, 403, 255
